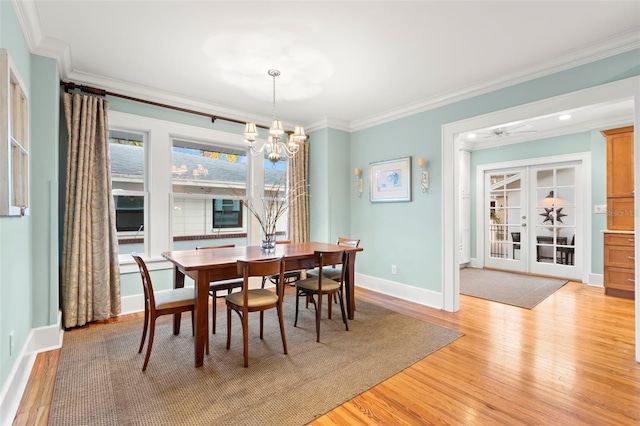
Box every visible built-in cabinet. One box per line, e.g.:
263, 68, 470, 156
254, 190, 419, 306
0, 48, 29, 216
602, 126, 634, 299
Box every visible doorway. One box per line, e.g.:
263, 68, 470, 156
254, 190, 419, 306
483, 161, 581, 280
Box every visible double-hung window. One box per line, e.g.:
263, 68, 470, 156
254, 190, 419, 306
171, 139, 249, 249
109, 130, 146, 255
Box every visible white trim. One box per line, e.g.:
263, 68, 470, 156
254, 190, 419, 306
589, 273, 604, 287
0, 312, 62, 426
355, 273, 443, 310
443, 76, 640, 314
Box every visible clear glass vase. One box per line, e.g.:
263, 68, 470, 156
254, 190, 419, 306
260, 233, 276, 251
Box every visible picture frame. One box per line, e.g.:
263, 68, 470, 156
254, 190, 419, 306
370, 157, 411, 203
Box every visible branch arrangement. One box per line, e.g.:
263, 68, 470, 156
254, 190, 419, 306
239, 177, 307, 239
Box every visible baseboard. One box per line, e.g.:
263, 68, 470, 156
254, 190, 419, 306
0, 312, 62, 426
355, 273, 443, 309
588, 273, 604, 287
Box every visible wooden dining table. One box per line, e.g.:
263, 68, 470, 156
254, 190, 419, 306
161, 241, 363, 367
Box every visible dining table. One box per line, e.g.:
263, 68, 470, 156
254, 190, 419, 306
161, 241, 363, 367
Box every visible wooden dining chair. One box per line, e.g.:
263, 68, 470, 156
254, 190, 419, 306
260, 240, 301, 289
306, 237, 360, 316
294, 250, 349, 342
196, 244, 244, 334
132, 253, 206, 371
226, 256, 288, 367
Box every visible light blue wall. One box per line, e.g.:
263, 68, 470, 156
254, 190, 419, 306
30, 55, 59, 327
0, 0, 34, 391
309, 128, 330, 242
1, 0, 639, 402
350, 49, 640, 293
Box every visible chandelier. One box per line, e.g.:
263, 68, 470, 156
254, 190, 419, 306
243, 69, 307, 165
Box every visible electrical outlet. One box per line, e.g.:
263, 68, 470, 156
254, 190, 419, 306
391, 265, 397, 275
9, 330, 14, 356
594, 205, 607, 214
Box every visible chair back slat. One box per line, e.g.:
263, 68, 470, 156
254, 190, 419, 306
237, 257, 285, 278
317, 250, 347, 284
337, 237, 360, 248
131, 253, 155, 308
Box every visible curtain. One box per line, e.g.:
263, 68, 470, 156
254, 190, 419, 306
61, 92, 121, 328
288, 140, 310, 243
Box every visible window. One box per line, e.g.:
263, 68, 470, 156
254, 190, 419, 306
108, 110, 286, 263
0, 49, 29, 216
212, 199, 243, 228
109, 130, 145, 255
171, 139, 248, 249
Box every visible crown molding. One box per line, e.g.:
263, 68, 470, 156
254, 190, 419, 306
305, 117, 350, 133
14, 0, 640, 135
349, 29, 640, 132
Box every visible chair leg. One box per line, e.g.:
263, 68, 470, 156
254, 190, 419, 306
294, 289, 301, 327
327, 293, 333, 319
338, 290, 349, 331
226, 306, 232, 350
138, 306, 149, 353
242, 312, 249, 368
142, 315, 156, 371
277, 302, 288, 354
316, 292, 322, 342
211, 296, 217, 334
259, 311, 264, 339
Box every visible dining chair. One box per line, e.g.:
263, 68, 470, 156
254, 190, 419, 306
556, 234, 575, 265
306, 237, 360, 316
511, 232, 521, 259
294, 250, 349, 342
226, 256, 288, 367
196, 244, 244, 334
132, 253, 206, 371
260, 240, 301, 289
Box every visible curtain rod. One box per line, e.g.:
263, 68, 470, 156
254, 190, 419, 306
59, 80, 271, 130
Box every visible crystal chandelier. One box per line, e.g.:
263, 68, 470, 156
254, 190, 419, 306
243, 69, 306, 165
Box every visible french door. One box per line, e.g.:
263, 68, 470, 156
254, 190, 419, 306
484, 162, 581, 280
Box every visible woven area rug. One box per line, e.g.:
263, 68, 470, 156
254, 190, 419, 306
460, 267, 568, 309
49, 296, 461, 426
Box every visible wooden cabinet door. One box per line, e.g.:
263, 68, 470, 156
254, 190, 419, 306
604, 126, 634, 198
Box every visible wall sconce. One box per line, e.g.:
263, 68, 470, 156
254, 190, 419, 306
417, 157, 430, 192
354, 167, 364, 197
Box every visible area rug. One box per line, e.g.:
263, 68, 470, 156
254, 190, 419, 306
49, 297, 461, 426
460, 267, 567, 309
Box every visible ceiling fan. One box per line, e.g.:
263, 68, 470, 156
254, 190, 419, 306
472, 123, 538, 139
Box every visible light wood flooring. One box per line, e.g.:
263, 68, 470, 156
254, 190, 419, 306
13, 282, 640, 425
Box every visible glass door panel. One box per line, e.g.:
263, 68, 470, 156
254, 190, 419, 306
485, 170, 526, 272
530, 165, 579, 278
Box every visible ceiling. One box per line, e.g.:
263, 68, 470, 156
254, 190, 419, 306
14, 1, 640, 141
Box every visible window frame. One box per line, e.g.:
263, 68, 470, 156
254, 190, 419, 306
109, 110, 278, 272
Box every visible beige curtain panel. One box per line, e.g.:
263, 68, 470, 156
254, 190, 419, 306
288, 140, 310, 243
61, 92, 121, 328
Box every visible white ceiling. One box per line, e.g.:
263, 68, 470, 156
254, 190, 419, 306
14, 0, 640, 139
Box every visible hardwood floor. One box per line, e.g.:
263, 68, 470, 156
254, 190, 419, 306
13, 282, 639, 425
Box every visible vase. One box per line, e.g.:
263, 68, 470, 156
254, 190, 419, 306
261, 234, 276, 251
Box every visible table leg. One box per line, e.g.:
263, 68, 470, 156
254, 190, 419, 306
173, 266, 185, 335
194, 271, 210, 368
345, 252, 357, 320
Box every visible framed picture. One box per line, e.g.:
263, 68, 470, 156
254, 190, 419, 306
370, 157, 411, 203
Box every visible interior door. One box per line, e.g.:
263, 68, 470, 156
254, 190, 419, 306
529, 164, 580, 279
482, 162, 581, 280
484, 169, 527, 272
